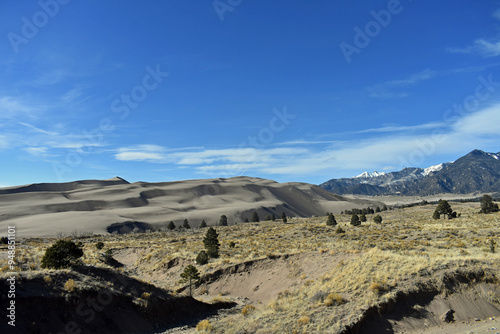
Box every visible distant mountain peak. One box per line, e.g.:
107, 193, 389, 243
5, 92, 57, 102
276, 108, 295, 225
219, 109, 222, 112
320, 149, 500, 196
355, 171, 386, 178
422, 162, 451, 176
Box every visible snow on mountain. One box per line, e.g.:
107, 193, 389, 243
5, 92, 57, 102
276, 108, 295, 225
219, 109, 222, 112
422, 163, 445, 176
488, 153, 499, 160
355, 171, 386, 178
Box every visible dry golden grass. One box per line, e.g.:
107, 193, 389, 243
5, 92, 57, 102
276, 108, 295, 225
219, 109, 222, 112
324, 293, 346, 306
196, 319, 213, 332
1, 202, 498, 333
241, 305, 256, 316
63, 278, 77, 292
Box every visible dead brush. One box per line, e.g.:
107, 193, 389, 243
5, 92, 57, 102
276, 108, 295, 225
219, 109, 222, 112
323, 293, 346, 306
370, 280, 391, 295
64, 278, 77, 292
241, 305, 256, 316
196, 319, 213, 332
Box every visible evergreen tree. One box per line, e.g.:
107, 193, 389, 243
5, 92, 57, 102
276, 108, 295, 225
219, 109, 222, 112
432, 210, 441, 220
281, 212, 287, 223
244, 218, 249, 223
382, 205, 388, 211
168, 221, 176, 230
375, 207, 381, 213
373, 215, 383, 224
271, 213, 276, 221
252, 211, 260, 222
180, 265, 200, 296
350, 214, 361, 226
434, 199, 453, 219
203, 227, 220, 258
200, 220, 207, 228
359, 214, 367, 222
219, 215, 228, 226
183, 219, 191, 229
326, 213, 337, 226
266, 215, 272, 221
480, 194, 499, 214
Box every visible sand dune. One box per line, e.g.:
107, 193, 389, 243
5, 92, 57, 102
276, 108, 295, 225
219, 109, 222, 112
0, 176, 382, 237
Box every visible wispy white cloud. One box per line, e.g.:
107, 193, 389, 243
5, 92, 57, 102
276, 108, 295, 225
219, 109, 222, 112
115, 145, 168, 162
19, 122, 58, 136
447, 39, 500, 57
386, 69, 437, 86
452, 104, 500, 136
0, 96, 46, 120
48, 141, 104, 149
447, 9, 500, 58
368, 69, 436, 99
112, 104, 500, 177
355, 122, 445, 134
0, 135, 9, 150
368, 65, 500, 99
24, 147, 50, 157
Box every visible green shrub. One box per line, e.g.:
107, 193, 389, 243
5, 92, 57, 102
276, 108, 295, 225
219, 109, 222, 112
41, 240, 84, 269
351, 214, 361, 226
326, 213, 337, 226
196, 250, 209, 265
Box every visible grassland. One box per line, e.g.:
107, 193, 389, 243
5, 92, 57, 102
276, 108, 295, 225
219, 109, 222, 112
1, 201, 499, 333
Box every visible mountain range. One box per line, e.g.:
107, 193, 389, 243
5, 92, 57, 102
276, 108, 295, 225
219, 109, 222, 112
320, 149, 500, 196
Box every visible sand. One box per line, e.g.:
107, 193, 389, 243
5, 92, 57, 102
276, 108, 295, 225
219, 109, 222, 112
0, 176, 382, 237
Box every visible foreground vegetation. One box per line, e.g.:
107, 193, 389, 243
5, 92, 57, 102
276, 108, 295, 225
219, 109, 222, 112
1, 201, 499, 332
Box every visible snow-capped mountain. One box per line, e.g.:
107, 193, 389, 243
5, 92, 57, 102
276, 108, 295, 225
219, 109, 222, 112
355, 171, 386, 178
320, 149, 500, 196
422, 162, 453, 176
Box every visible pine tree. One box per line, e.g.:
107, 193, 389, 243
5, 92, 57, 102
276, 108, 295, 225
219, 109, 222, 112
359, 214, 367, 222
200, 220, 207, 228
219, 215, 228, 226
203, 227, 220, 258
252, 211, 260, 222
180, 265, 200, 296
271, 214, 276, 221
376, 207, 381, 213
183, 219, 191, 229
432, 209, 441, 220
480, 194, 499, 214
168, 221, 176, 230
351, 214, 360, 226
281, 212, 287, 223
326, 213, 337, 226
244, 218, 249, 223
434, 199, 453, 219
374, 215, 382, 224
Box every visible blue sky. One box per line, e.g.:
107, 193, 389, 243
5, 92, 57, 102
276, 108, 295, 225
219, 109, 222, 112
1, 0, 500, 186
